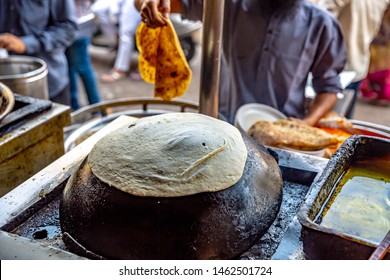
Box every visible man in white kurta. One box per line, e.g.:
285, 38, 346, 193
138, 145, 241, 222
316, 0, 390, 117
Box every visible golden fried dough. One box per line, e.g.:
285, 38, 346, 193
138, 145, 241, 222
136, 18, 192, 100
247, 119, 339, 151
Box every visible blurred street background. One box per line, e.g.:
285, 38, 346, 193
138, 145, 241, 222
78, 41, 390, 127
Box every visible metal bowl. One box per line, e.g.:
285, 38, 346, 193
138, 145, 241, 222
0, 55, 48, 100
64, 98, 200, 152
0, 82, 15, 123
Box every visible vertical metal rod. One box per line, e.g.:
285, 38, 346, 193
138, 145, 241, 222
198, 0, 225, 118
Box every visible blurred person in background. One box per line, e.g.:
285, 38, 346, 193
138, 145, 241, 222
361, 6, 390, 103
91, 0, 123, 50
135, 0, 346, 126
66, 0, 102, 111
0, 0, 78, 105
92, 0, 142, 82
315, 0, 390, 118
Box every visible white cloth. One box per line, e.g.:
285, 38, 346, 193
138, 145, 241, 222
316, 0, 390, 82
74, 0, 97, 39
91, 0, 124, 41
115, 0, 141, 71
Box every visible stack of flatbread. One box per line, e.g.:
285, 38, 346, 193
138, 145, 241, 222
247, 119, 339, 151
136, 17, 192, 101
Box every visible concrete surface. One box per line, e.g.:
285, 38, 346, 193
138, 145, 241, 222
77, 43, 390, 127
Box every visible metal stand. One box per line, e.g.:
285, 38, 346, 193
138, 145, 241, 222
198, 0, 225, 118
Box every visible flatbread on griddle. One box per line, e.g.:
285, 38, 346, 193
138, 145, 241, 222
247, 119, 339, 151
136, 18, 192, 100
88, 113, 247, 197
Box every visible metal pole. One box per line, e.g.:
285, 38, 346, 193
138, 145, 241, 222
198, 0, 225, 118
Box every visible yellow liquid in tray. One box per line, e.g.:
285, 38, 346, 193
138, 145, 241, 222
319, 159, 390, 244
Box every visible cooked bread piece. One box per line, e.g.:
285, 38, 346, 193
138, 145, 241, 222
88, 113, 247, 197
247, 119, 339, 151
136, 17, 192, 101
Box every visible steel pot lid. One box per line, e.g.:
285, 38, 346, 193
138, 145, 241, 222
0, 55, 47, 79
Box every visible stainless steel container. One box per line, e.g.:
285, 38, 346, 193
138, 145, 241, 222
0, 56, 48, 100
298, 135, 390, 260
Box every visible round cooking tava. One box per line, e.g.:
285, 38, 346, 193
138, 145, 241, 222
136, 17, 192, 101
88, 113, 248, 197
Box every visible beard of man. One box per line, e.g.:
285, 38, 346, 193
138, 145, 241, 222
259, 0, 301, 18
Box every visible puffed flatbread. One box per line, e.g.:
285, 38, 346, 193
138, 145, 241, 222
247, 119, 339, 151
136, 18, 192, 100
88, 113, 247, 197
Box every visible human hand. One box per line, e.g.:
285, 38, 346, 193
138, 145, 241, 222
136, 0, 171, 27
0, 33, 26, 54
288, 117, 312, 126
